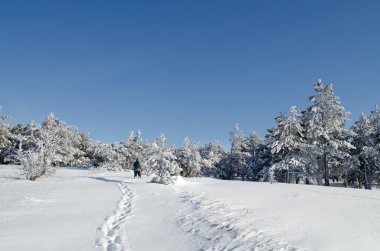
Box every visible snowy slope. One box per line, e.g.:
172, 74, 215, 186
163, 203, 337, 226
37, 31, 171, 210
175, 178, 380, 251
1, 166, 380, 251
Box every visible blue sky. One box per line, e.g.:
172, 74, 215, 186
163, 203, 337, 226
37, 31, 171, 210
1, 0, 380, 148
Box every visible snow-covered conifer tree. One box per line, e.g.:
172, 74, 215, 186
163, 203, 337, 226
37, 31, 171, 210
0, 113, 12, 164
156, 133, 166, 148
266, 106, 313, 183
4, 121, 41, 164
92, 142, 126, 171
119, 130, 143, 170
2, 124, 26, 164
246, 131, 262, 156
242, 131, 264, 180
10, 124, 26, 150
219, 124, 250, 180
0, 108, 11, 150
176, 136, 203, 177
143, 134, 181, 184
0, 107, 5, 122
247, 141, 270, 181
350, 108, 380, 189
305, 80, 354, 186
23, 121, 39, 150
231, 124, 251, 180
41, 113, 81, 166
71, 132, 92, 166
199, 140, 226, 176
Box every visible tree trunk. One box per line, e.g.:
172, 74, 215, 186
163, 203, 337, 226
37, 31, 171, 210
365, 173, 373, 190
324, 153, 330, 186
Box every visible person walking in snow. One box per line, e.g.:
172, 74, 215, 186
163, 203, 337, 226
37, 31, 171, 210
133, 159, 142, 179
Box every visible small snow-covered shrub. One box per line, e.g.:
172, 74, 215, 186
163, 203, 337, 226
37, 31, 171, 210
18, 149, 54, 181
151, 175, 173, 185
17, 113, 61, 180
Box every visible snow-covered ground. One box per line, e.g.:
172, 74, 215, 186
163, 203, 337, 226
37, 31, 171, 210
1, 166, 380, 251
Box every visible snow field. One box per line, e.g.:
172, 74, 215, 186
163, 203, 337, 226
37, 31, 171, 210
2, 166, 380, 251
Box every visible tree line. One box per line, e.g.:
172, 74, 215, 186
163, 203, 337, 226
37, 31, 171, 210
1, 80, 379, 188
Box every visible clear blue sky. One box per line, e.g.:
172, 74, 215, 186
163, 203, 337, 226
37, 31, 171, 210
1, 0, 380, 148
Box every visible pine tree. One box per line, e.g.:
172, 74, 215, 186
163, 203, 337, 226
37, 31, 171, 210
175, 137, 203, 177
266, 106, 312, 183
199, 140, 226, 176
73, 132, 92, 166
232, 124, 251, 180
119, 130, 143, 170
143, 134, 182, 184
247, 141, 270, 181
351, 108, 380, 189
0, 108, 12, 152
242, 131, 263, 180
246, 131, 262, 156
305, 80, 354, 186
92, 142, 126, 171
23, 121, 39, 150
3, 124, 26, 164
219, 124, 250, 180
10, 124, 26, 150
42, 113, 81, 166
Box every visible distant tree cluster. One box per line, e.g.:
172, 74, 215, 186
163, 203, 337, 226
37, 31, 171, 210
217, 80, 380, 189
1, 80, 380, 188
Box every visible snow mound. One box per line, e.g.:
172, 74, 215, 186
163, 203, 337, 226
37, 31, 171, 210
172, 175, 187, 185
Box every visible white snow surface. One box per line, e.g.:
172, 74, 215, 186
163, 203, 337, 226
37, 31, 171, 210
172, 175, 187, 186
1, 165, 380, 251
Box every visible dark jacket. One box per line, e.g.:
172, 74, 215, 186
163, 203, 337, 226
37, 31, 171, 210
133, 160, 141, 172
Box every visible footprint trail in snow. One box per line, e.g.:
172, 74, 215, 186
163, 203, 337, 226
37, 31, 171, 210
95, 179, 135, 251
178, 191, 301, 251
